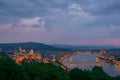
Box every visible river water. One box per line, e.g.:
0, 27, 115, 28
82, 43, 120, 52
62, 52, 120, 76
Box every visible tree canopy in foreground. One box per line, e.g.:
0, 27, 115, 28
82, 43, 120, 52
0, 58, 120, 80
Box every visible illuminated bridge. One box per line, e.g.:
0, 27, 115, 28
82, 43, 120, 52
69, 57, 99, 63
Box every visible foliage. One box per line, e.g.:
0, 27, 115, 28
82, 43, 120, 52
0, 58, 68, 80
89, 66, 111, 80
69, 68, 89, 80
0, 58, 23, 80
0, 58, 120, 80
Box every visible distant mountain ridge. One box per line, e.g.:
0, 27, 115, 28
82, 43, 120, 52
0, 42, 69, 51
53, 44, 120, 49
0, 42, 120, 51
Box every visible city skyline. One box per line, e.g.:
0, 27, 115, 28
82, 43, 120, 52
0, 0, 120, 45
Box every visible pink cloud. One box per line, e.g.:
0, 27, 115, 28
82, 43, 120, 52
99, 38, 120, 45
71, 38, 120, 46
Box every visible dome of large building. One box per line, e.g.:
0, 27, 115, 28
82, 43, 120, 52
29, 49, 34, 55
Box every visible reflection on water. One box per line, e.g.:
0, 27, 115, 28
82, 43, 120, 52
62, 52, 120, 76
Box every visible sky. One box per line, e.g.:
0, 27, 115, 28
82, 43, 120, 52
0, 0, 120, 45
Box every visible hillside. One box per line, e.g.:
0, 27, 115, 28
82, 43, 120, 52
53, 44, 120, 50
0, 42, 69, 51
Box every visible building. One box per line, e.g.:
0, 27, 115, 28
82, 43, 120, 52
13, 47, 42, 63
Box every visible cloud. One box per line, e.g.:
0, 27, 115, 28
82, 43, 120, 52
85, 0, 120, 15
12, 17, 45, 28
68, 3, 89, 16
0, 0, 120, 45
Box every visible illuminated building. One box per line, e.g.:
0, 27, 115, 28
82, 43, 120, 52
19, 47, 26, 53
29, 49, 34, 55
13, 47, 42, 64
19, 47, 22, 52
95, 57, 99, 63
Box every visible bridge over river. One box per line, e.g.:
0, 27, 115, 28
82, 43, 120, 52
62, 52, 120, 76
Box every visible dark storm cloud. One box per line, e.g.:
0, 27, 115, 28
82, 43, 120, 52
0, 0, 119, 29
89, 0, 120, 15
0, 0, 120, 21
0, 0, 69, 24
0, 0, 68, 16
0, 0, 47, 17
0, 0, 119, 21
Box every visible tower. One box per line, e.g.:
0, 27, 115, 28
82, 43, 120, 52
69, 57, 73, 64
19, 47, 22, 52
96, 57, 99, 63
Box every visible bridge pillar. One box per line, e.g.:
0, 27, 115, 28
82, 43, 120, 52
96, 57, 99, 63
69, 57, 73, 64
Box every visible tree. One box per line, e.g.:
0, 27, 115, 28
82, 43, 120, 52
21, 62, 68, 80
89, 66, 111, 80
0, 58, 24, 80
69, 68, 89, 80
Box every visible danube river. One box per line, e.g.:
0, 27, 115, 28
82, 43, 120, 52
62, 52, 120, 76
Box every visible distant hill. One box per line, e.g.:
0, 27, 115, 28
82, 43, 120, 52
0, 42, 119, 52
53, 44, 120, 50
0, 42, 69, 51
